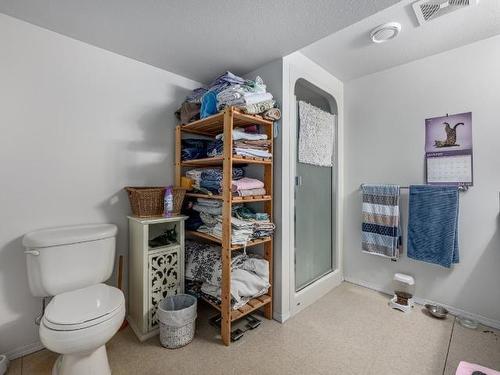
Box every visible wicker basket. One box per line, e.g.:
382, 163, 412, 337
172, 187, 187, 215
125, 187, 187, 218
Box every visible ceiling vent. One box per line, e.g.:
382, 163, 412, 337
412, 0, 479, 25
370, 22, 402, 43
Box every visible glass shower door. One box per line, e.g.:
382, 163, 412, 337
294, 100, 335, 292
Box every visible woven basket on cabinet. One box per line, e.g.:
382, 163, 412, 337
125, 187, 186, 218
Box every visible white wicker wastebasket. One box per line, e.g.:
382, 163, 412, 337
158, 294, 197, 349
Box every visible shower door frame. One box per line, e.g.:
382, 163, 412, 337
285, 59, 344, 318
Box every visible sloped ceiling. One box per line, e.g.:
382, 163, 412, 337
0, 0, 400, 83
301, 0, 500, 81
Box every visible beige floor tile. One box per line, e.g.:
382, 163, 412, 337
5, 358, 21, 375
21, 349, 58, 375
444, 323, 500, 375
14, 282, 498, 375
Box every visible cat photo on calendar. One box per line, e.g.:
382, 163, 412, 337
425, 112, 472, 153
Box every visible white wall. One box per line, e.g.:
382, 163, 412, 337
344, 35, 500, 325
243, 60, 285, 320
0, 13, 200, 357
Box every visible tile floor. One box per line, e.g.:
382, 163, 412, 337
7, 282, 500, 375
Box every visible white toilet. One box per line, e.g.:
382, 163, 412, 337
23, 224, 125, 375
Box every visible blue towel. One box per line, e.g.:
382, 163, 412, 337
407, 185, 459, 268
361, 184, 402, 259
200, 91, 218, 118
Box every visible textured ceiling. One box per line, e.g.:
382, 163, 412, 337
301, 0, 500, 81
0, 0, 400, 83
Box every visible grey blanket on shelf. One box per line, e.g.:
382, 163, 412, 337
185, 240, 270, 309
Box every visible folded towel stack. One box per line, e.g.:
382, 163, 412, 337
185, 169, 203, 189
212, 216, 254, 245
233, 205, 275, 239
177, 72, 280, 124
192, 198, 222, 216
233, 139, 271, 151
207, 138, 224, 157
198, 167, 244, 194
216, 76, 273, 111
233, 205, 268, 221
222, 128, 268, 141
239, 99, 275, 115
407, 185, 459, 268
236, 187, 266, 197
361, 184, 402, 260
209, 128, 272, 159
252, 221, 276, 239
185, 202, 275, 244
231, 177, 265, 193
181, 139, 213, 161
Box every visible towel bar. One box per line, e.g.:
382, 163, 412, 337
359, 184, 468, 191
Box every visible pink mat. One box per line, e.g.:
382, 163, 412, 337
456, 361, 500, 375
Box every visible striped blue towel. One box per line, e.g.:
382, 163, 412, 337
407, 185, 459, 268
361, 184, 402, 259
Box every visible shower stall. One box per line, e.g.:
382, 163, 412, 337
245, 53, 343, 320
285, 55, 343, 316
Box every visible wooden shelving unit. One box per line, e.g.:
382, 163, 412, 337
175, 107, 274, 346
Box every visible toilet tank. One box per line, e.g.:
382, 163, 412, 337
22, 224, 118, 297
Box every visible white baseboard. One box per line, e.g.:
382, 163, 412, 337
344, 277, 500, 330
273, 311, 290, 323
3, 341, 45, 361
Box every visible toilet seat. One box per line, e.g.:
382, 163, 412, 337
43, 284, 124, 331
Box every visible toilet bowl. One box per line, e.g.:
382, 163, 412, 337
23, 224, 123, 375
40, 284, 125, 375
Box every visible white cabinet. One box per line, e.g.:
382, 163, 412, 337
127, 215, 187, 341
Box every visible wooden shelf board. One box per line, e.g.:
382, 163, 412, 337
233, 156, 272, 164
186, 230, 222, 245
181, 156, 271, 167
179, 108, 273, 137
185, 193, 271, 203
200, 294, 272, 322
233, 110, 273, 127
232, 195, 272, 202
232, 237, 272, 250
185, 193, 223, 200
180, 157, 224, 166
186, 230, 272, 250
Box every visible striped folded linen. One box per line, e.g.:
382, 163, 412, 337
361, 184, 402, 259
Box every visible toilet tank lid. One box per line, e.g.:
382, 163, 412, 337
23, 224, 118, 248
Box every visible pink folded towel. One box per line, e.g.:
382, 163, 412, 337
456, 361, 500, 375
235, 188, 266, 197
231, 177, 264, 192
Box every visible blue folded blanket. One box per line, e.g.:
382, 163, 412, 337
407, 185, 459, 268
181, 139, 212, 161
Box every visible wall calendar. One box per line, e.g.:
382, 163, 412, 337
425, 112, 473, 187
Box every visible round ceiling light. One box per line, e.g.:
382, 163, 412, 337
370, 22, 401, 43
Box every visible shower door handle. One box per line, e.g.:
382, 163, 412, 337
295, 176, 303, 187
24, 250, 40, 256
